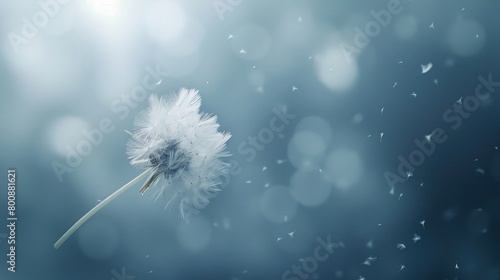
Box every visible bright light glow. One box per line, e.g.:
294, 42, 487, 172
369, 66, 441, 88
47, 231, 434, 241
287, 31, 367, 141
3, 38, 83, 101
46, 116, 90, 156
315, 47, 358, 92
144, 1, 187, 44
87, 0, 121, 16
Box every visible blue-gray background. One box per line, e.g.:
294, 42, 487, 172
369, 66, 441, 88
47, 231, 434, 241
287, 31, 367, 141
1, 0, 500, 279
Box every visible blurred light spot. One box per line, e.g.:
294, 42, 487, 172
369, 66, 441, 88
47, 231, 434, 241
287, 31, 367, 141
144, 1, 187, 44
352, 113, 364, 124
324, 149, 363, 189
393, 15, 417, 39
444, 58, 455, 67
45, 9, 75, 36
295, 116, 333, 144
230, 24, 272, 60
167, 19, 205, 57
288, 135, 323, 171
314, 47, 358, 92
46, 116, 90, 156
447, 19, 485, 56
4, 39, 82, 100
78, 219, 119, 260
87, 0, 121, 16
293, 131, 326, 156
290, 170, 332, 207
95, 61, 142, 104
442, 208, 457, 222
260, 185, 298, 223
288, 116, 332, 170
176, 216, 212, 251
248, 69, 266, 87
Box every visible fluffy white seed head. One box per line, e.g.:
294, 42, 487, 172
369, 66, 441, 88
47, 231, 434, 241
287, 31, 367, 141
127, 88, 231, 219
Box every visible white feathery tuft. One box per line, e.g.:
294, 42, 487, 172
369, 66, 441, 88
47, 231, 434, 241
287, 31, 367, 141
127, 88, 231, 219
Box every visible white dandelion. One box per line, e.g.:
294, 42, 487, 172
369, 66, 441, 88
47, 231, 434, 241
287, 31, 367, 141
54, 88, 231, 249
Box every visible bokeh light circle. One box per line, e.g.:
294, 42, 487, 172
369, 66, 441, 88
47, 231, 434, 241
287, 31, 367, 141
294, 116, 333, 144
314, 47, 358, 92
293, 131, 327, 156
447, 19, 486, 57
324, 149, 363, 189
288, 116, 332, 170
290, 169, 332, 207
46, 116, 90, 156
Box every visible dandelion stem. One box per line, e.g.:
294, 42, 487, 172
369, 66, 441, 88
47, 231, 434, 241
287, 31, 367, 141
54, 169, 152, 249
140, 171, 160, 194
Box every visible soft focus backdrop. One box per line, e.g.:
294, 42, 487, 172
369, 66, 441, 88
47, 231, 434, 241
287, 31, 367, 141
1, 0, 500, 279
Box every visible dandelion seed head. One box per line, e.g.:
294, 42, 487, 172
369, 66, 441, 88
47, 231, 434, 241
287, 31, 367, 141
127, 88, 231, 219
